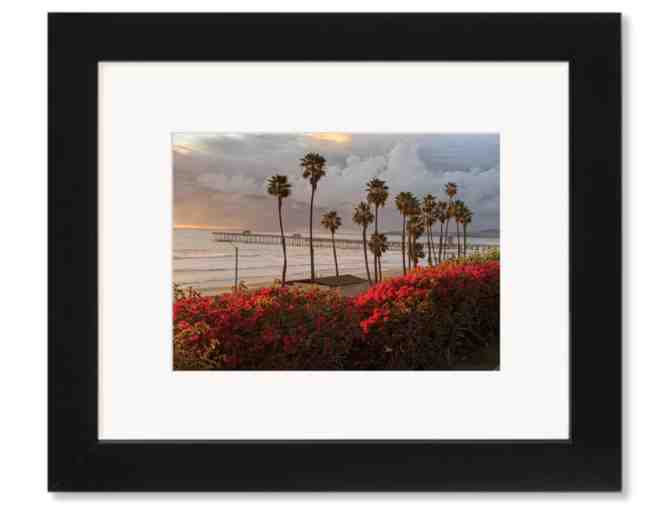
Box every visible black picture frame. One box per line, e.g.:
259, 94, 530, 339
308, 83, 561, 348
48, 13, 622, 491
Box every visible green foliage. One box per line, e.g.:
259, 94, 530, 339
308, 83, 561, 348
173, 283, 201, 301
173, 259, 500, 370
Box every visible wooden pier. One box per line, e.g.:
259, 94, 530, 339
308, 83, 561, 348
212, 231, 497, 253
213, 231, 403, 250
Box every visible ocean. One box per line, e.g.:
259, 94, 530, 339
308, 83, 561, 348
173, 228, 499, 293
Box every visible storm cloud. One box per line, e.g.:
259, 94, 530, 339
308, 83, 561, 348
173, 133, 499, 233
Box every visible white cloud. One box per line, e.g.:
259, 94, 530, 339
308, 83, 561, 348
175, 134, 500, 231
282, 142, 499, 230
196, 173, 262, 194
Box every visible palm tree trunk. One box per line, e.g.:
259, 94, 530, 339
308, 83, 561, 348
278, 198, 287, 286
456, 221, 461, 258
407, 232, 412, 269
442, 222, 447, 261
374, 206, 379, 282
438, 222, 443, 262
401, 215, 407, 275
331, 231, 339, 278
362, 226, 371, 285
309, 187, 316, 281
426, 220, 433, 266
428, 227, 431, 263
412, 234, 417, 268
378, 255, 382, 281
445, 219, 451, 258
463, 224, 467, 257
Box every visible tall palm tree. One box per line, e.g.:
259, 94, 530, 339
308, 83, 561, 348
395, 192, 415, 275
445, 202, 455, 259
353, 202, 374, 285
461, 206, 473, 257
435, 201, 449, 263
412, 241, 426, 267
321, 210, 342, 278
444, 182, 458, 253
446, 202, 459, 256
433, 206, 441, 262
300, 152, 327, 281
368, 233, 389, 281
453, 200, 466, 257
266, 174, 292, 285
445, 201, 455, 259
421, 194, 437, 265
404, 197, 421, 269
366, 178, 389, 282
406, 212, 425, 269
378, 235, 388, 278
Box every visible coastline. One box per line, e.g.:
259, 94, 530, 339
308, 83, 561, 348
175, 229, 499, 298
199, 268, 405, 298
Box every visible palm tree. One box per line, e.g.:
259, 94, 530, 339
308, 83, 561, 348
406, 212, 425, 269
444, 182, 458, 253
435, 201, 449, 263
368, 233, 389, 281
300, 152, 327, 281
453, 200, 466, 257
266, 174, 292, 285
461, 206, 473, 257
421, 194, 437, 265
406, 196, 422, 267
445, 201, 455, 259
412, 241, 426, 266
321, 210, 342, 278
378, 235, 388, 278
395, 192, 415, 275
366, 178, 389, 282
446, 203, 460, 256
353, 202, 374, 285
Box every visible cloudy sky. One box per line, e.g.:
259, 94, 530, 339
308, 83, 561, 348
173, 133, 499, 233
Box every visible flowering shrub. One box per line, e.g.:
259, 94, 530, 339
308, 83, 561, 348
174, 256, 499, 370
174, 286, 362, 370
351, 260, 499, 369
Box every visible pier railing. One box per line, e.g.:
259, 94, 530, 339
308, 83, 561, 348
212, 232, 497, 253
213, 232, 402, 250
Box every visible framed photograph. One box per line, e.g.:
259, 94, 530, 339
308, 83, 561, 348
49, 13, 621, 490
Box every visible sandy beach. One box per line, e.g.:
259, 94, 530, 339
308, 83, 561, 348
200, 268, 405, 298
174, 228, 498, 297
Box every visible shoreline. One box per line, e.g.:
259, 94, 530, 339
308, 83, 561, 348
199, 268, 405, 298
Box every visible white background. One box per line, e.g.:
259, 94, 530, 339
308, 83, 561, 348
99, 62, 568, 440
1, 0, 670, 507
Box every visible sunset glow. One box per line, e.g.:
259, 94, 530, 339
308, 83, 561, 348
174, 223, 237, 230
307, 132, 352, 144
173, 144, 195, 155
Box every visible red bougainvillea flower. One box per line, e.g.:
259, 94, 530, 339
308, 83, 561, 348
173, 257, 499, 370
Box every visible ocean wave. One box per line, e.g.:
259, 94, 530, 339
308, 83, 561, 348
174, 261, 368, 273
173, 252, 260, 260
